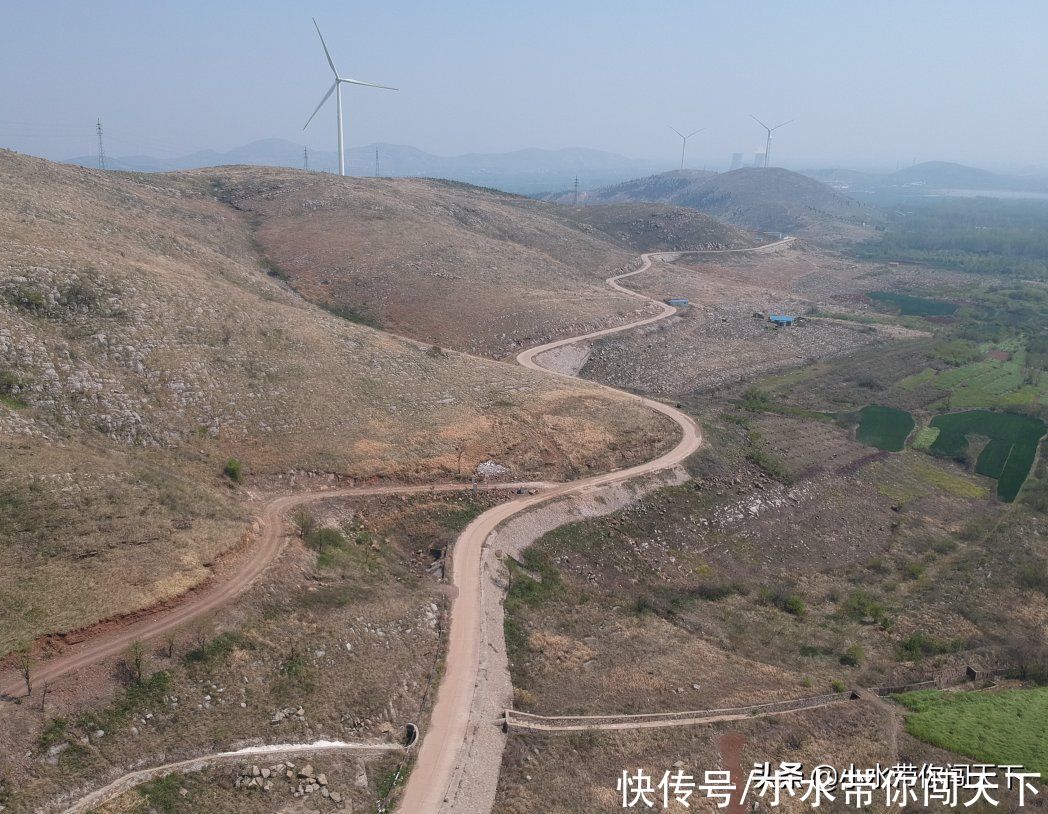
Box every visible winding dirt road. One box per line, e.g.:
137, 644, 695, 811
29, 239, 789, 812
398, 241, 792, 814
0, 481, 549, 701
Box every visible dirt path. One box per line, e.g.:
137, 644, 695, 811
0, 481, 550, 701
42, 239, 790, 813
59, 740, 401, 814
397, 240, 793, 814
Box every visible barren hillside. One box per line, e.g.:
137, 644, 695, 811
0, 150, 671, 652
199, 168, 752, 357
544, 167, 881, 237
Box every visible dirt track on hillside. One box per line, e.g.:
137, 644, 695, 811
36, 239, 790, 814
0, 481, 549, 701
397, 240, 792, 814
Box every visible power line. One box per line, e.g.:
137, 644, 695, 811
96, 119, 106, 170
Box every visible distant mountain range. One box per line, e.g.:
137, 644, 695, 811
65, 138, 667, 195
539, 167, 880, 234
803, 161, 1048, 202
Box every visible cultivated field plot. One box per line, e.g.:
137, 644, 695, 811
759, 339, 948, 413
896, 688, 1048, 776
928, 410, 1046, 502
751, 413, 883, 479
581, 303, 885, 395
0, 489, 494, 813
855, 405, 915, 451
868, 290, 957, 317
900, 346, 1048, 410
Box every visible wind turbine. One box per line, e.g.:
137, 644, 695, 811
750, 115, 794, 168
304, 18, 397, 176
669, 126, 704, 170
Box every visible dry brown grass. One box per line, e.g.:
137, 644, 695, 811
0, 489, 486, 812
0, 149, 672, 652
202, 168, 751, 359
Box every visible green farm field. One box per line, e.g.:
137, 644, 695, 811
896, 688, 1048, 776
869, 290, 958, 317
929, 410, 1046, 501
856, 405, 915, 451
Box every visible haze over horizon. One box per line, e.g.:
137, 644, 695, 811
2, 0, 1048, 173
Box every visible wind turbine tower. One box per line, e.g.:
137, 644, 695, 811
303, 18, 397, 176
669, 126, 704, 171
750, 116, 794, 168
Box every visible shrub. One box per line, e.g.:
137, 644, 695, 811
841, 590, 888, 626
758, 585, 806, 617
839, 645, 864, 667
292, 508, 316, 537
184, 632, 248, 665
304, 527, 347, 554
831, 680, 847, 693
898, 631, 961, 660
222, 458, 243, 483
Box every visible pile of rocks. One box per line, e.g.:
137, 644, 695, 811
290, 763, 343, 803
234, 764, 275, 792
270, 706, 306, 724
234, 762, 344, 805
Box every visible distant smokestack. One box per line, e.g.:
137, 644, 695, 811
753, 152, 765, 168
730, 152, 743, 170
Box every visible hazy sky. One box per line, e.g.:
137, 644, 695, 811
2, 0, 1046, 171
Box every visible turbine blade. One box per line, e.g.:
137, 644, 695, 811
669, 126, 685, 139
687, 128, 705, 139
303, 82, 337, 130
772, 119, 795, 131
339, 77, 398, 91
313, 18, 338, 76
750, 114, 770, 132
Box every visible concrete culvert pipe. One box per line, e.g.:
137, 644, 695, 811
404, 723, 419, 748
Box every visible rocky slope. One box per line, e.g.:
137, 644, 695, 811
0, 150, 671, 651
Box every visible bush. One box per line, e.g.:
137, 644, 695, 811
758, 585, 806, 617
222, 458, 243, 483
831, 680, 847, 693
184, 632, 248, 665
839, 645, 864, 667
292, 508, 316, 537
898, 631, 961, 660
841, 590, 888, 626
304, 527, 347, 553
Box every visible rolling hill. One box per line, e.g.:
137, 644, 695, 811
204, 168, 754, 358
0, 149, 673, 652
541, 167, 879, 235
65, 139, 667, 195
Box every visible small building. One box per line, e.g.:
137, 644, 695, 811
666, 298, 689, 307
769, 314, 796, 327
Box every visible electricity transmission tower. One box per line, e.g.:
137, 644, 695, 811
375, 148, 380, 177
573, 175, 579, 206
303, 147, 309, 170
95, 119, 106, 170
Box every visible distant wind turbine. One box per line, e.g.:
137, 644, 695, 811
750, 115, 793, 168
303, 17, 397, 176
669, 126, 704, 170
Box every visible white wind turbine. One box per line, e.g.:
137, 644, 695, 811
303, 17, 397, 176
669, 126, 704, 170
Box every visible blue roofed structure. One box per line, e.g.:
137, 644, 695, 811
769, 314, 796, 326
